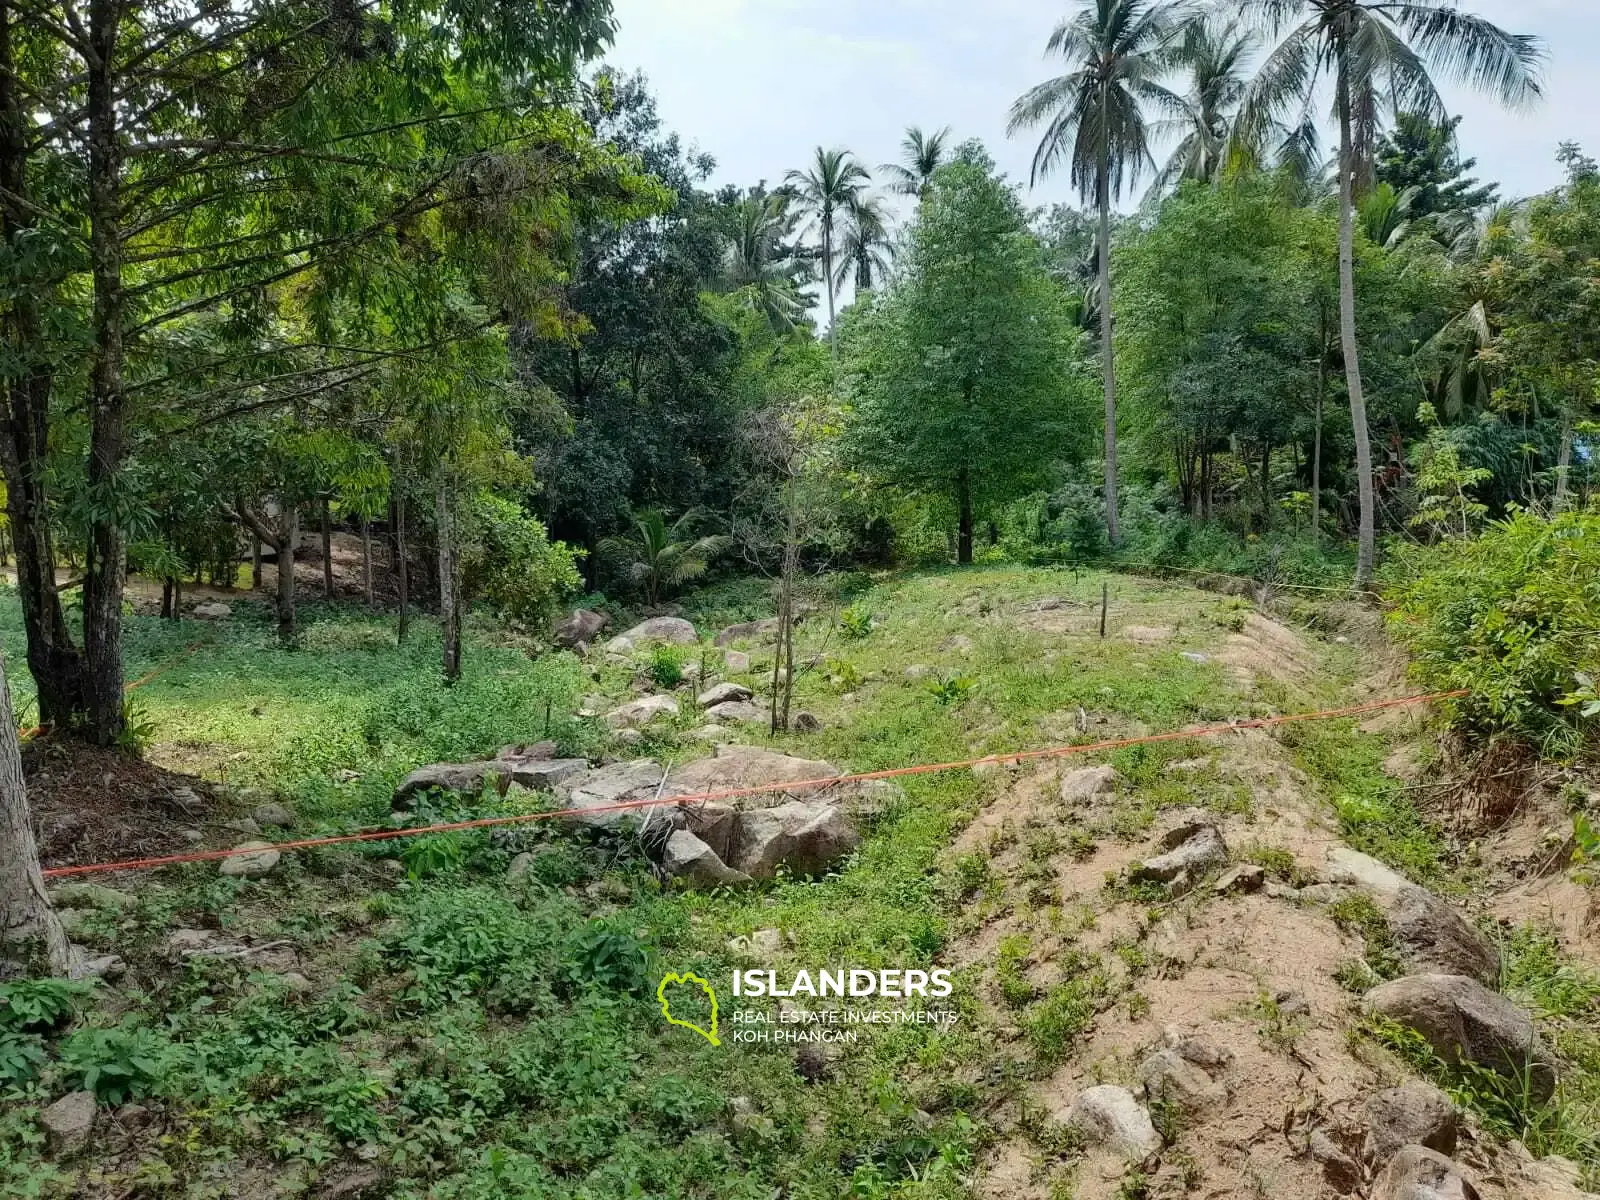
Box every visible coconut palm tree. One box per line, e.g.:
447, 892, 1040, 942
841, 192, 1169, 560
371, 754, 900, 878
880, 126, 953, 201
1150, 16, 1256, 194
784, 147, 870, 354
1008, 0, 1188, 544
725, 189, 806, 333
834, 193, 895, 294
1233, 0, 1542, 587
600, 510, 733, 608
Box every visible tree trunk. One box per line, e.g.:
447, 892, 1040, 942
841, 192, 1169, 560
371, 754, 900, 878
436, 470, 460, 684
160, 578, 173, 620
396, 491, 410, 645
1553, 407, 1574, 512
0, 4, 86, 731
320, 497, 334, 598
82, 0, 129, 746
769, 473, 799, 735
1260, 443, 1272, 524
1097, 142, 1121, 544
823, 225, 837, 358
1337, 76, 1377, 589
251, 538, 263, 589
361, 518, 373, 606
1312, 308, 1326, 540
956, 468, 973, 565
0, 648, 72, 976
275, 509, 298, 644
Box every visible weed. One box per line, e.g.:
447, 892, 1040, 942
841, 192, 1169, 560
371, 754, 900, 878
996, 935, 1036, 1009
1328, 892, 1405, 981
1025, 971, 1112, 1067
840, 605, 875, 640
925, 674, 977, 705
647, 644, 686, 688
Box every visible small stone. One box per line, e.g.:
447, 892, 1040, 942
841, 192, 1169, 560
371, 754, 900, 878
902, 664, 932, 680
1180, 651, 1209, 664
41, 1090, 96, 1157
1214, 864, 1265, 895
317, 1166, 386, 1199
115, 1103, 154, 1133
223, 817, 261, 837
1060, 764, 1117, 804
793, 711, 822, 734
615, 729, 645, 748
690, 724, 734, 743
252, 803, 294, 829
725, 650, 751, 673
1309, 1130, 1362, 1194
1275, 989, 1310, 1018
1160, 1027, 1233, 1072
1132, 822, 1227, 885
1386, 886, 1499, 986
663, 831, 753, 889
219, 841, 281, 878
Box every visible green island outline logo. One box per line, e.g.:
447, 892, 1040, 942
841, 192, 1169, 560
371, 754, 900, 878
656, 971, 721, 1046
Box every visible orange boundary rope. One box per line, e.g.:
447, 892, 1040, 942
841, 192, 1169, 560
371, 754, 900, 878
40, 689, 1467, 879
20, 640, 211, 741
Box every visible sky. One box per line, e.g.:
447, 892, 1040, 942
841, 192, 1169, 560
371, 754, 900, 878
605, 0, 1597, 218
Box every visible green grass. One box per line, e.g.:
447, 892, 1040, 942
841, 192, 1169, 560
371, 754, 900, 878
0, 564, 1344, 1198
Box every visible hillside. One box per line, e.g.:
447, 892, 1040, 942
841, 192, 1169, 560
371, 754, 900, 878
4, 566, 1596, 1199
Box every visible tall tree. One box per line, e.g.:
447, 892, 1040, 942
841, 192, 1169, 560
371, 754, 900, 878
1151, 16, 1256, 194
784, 147, 870, 355
834, 193, 895, 293
1008, 0, 1186, 544
880, 126, 953, 201
1235, 0, 1542, 587
843, 150, 1095, 564
723, 188, 807, 332
1376, 111, 1499, 221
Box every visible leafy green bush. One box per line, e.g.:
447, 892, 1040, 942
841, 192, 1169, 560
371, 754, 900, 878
59, 1025, 174, 1104
462, 493, 583, 630
1387, 507, 1600, 755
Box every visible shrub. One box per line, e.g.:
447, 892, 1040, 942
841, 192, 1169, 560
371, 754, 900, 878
1386, 507, 1600, 756
461, 493, 583, 630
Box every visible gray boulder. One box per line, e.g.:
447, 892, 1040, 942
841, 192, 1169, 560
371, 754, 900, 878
715, 618, 779, 647
561, 760, 666, 832
1364, 1082, 1458, 1167
793, 711, 822, 734
192, 602, 232, 619
664, 745, 840, 800
618, 616, 698, 646
725, 650, 751, 672
605, 695, 680, 729
219, 841, 281, 878
1131, 816, 1228, 886
705, 699, 765, 724
1061, 1085, 1160, 1161
1362, 974, 1556, 1102
729, 802, 859, 879
662, 830, 753, 889
697, 681, 754, 708
1325, 847, 1411, 898
1309, 1130, 1362, 1194
41, 1090, 96, 1157
1374, 1145, 1480, 1200
1138, 1048, 1226, 1118
1060, 764, 1118, 804
554, 609, 608, 648
1386, 886, 1499, 986
393, 753, 587, 808
252, 802, 294, 829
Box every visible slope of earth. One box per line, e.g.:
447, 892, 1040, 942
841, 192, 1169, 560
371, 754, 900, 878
4, 566, 1596, 1200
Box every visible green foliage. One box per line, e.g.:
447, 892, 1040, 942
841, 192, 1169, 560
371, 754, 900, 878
839, 604, 876, 640
59, 1025, 174, 1105
1387, 507, 1600, 754
647, 645, 686, 688
842, 151, 1095, 560
924, 675, 977, 706
461, 495, 583, 630
600, 510, 734, 606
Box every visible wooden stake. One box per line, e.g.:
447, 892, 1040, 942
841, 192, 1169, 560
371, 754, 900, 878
1099, 581, 1108, 639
